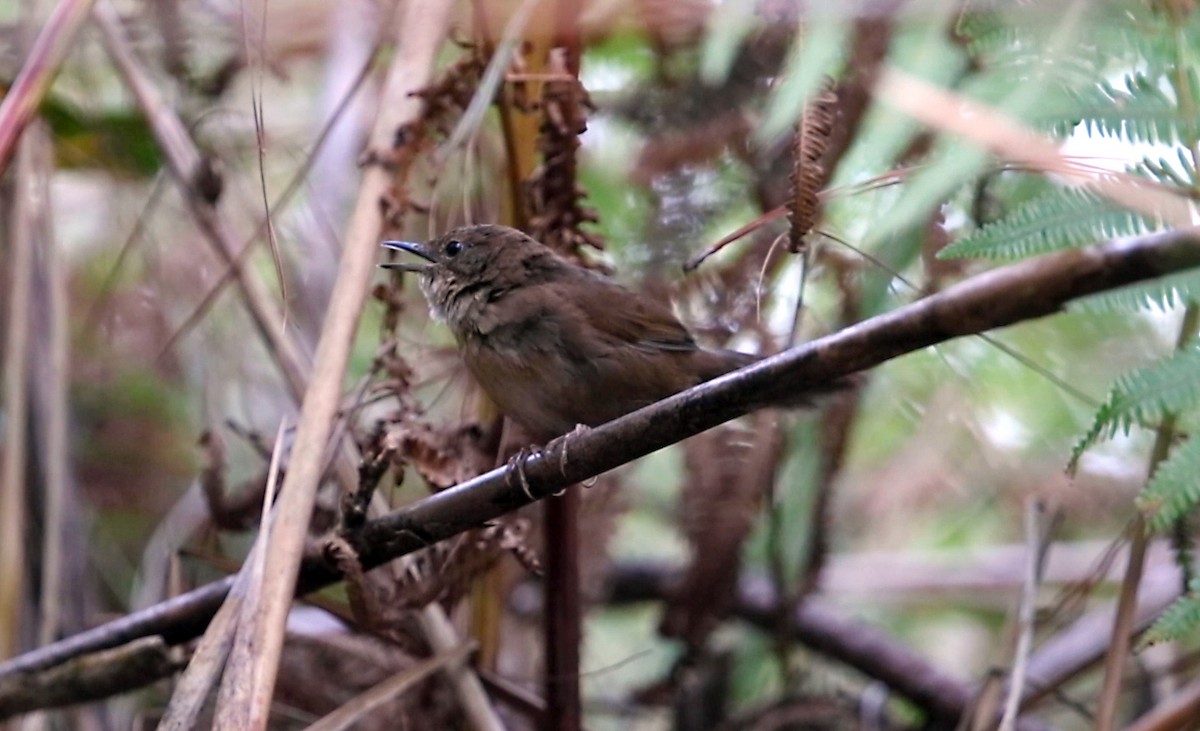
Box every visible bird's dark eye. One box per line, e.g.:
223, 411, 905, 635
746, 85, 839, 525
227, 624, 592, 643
445, 240, 463, 257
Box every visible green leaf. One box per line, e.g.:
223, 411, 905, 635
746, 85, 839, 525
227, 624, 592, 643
1063, 71, 1200, 146
1070, 346, 1200, 465
699, 1, 757, 84
828, 22, 966, 188
939, 187, 1162, 260
1143, 584, 1200, 646
1139, 435, 1200, 532
755, 13, 848, 145
1072, 269, 1200, 314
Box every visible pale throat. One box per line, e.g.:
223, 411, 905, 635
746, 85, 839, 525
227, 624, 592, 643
421, 274, 489, 339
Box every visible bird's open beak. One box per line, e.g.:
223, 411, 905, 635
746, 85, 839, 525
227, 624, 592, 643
380, 240, 435, 273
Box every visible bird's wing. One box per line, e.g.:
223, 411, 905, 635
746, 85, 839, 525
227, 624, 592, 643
564, 271, 697, 353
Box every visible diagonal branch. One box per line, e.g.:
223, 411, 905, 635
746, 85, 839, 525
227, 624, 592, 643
605, 561, 1053, 731
226, 1, 457, 726
1, 228, 1199, 715
0, 0, 97, 174
342, 228, 1200, 570
92, 1, 311, 401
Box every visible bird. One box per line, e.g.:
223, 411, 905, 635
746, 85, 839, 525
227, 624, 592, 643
381, 224, 802, 444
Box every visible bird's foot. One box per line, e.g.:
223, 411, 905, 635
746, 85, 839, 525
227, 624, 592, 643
504, 424, 594, 500
546, 424, 592, 482
505, 446, 538, 501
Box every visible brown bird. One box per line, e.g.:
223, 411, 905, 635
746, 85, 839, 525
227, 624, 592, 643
381, 225, 774, 443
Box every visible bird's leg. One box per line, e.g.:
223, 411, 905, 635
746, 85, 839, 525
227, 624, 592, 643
505, 446, 537, 501
502, 425, 592, 500
545, 424, 591, 481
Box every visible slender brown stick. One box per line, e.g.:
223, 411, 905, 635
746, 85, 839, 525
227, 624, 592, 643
544, 489, 582, 731
1096, 303, 1200, 730
1096, 519, 1152, 731
606, 562, 1052, 731
1001, 500, 1048, 731
1, 229, 1200, 715
92, 0, 311, 402
29, 131, 68, 652
305, 643, 476, 731
0, 0, 96, 174
541, 2, 585, 728
1, 132, 38, 660
228, 2, 456, 726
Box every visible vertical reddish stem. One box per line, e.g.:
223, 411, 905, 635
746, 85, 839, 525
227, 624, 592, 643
543, 489, 582, 731
543, 3, 583, 728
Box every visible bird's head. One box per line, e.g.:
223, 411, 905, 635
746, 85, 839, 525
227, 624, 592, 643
381, 224, 563, 329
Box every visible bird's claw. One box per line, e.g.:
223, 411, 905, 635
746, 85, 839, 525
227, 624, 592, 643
505, 425, 593, 501
505, 447, 537, 501
546, 424, 591, 481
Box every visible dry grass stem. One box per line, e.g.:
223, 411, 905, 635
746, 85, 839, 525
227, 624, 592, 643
0, 0, 96, 172
877, 69, 1200, 230
1, 132, 39, 661
304, 643, 477, 731
1000, 500, 1050, 731
92, 0, 311, 400
234, 1, 457, 726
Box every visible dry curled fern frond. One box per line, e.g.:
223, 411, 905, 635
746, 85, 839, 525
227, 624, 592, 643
662, 416, 784, 646
788, 82, 837, 253
525, 49, 603, 260
393, 519, 538, 611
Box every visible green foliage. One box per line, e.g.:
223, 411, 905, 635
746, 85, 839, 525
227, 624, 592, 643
1072, 269, 1200, 314
40, 96, 162, 177
1062, 71, 1200, 145
1139, 436, 1200, 531
938, 0, 1200, 645
939, 187, 1161, 260
698, 0, 757, 83
1143, 579, 1200, 646
756, 12, 848, 144
954, 11, 1016, 61
1070, 346, 1200, 466
1139, 149, 1199, 188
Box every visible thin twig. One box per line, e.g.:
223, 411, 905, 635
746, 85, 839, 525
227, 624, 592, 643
1, 129, 38, 660
1019, 559, 1182, 711
1096, 519, 1152, 731
0, 0, 97, 173
304, 643, 476, 731
156, 37, 381, 360
2, 229, 1200, 718
413, 593, 507, 731
214, 423, 286, 726
27, 124, 67, 650
93, 0, 311, 401
232, 2, 457, 726
1001, 500, 1048, 731
878, 68, 1196, 229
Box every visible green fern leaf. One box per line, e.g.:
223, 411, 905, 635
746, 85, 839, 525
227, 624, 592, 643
1139, 436, 1200, 532
939, 187, 1160, 260
1142, 585, 1200, 646
1069, 72, 1197, 145
1137, 154, 1196, 188
955, 12, 1017, 60
1071, 269, 1200, 314
1069, 346, 1200, 466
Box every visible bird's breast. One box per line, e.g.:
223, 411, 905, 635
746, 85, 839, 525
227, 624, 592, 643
461, 330, 584, 440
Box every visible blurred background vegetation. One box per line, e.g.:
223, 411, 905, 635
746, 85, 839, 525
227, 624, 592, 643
3, 0, 1200, 729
